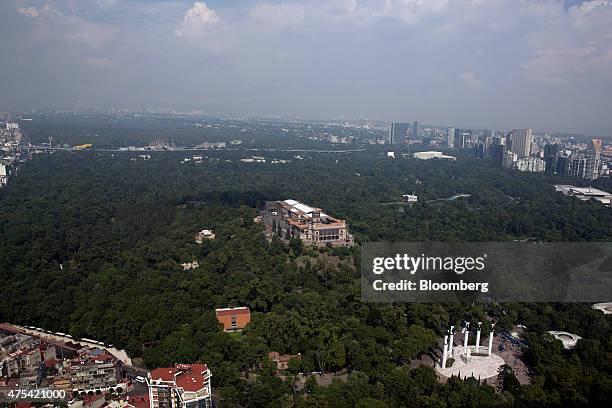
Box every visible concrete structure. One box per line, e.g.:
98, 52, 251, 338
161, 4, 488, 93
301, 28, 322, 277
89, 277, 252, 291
592, 302, 612, 314
437, 323, 503, 380
261, 199, 353, 247
215, 307, 251, 332
548, 331, 582, 349
413, 151, 456, 161
554, 185, 612, 206
510, 129, 533, 158
147, 364, 212, 408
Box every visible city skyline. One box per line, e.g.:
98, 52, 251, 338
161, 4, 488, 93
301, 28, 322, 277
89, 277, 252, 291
1, 0, 612, 134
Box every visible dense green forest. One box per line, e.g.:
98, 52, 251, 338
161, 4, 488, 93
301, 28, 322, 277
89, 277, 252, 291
1, 151, 611, 407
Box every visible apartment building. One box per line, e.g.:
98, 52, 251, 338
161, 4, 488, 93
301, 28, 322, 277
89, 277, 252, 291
215, 307, 251, 332
147, 363, 212, 408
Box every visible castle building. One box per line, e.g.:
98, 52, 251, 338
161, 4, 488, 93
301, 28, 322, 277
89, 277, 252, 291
261, 199, 353, 247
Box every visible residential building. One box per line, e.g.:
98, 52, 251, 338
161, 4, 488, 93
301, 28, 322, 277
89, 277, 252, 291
261, 199, 354, 247
446, 128, 455, 148
69, 349, 120, 393
147, 364, 212, 408
514, 157, 546, 172
215, 307, 251, 332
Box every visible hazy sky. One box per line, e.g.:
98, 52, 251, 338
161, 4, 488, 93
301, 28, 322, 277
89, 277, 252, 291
1, 0, 612, 133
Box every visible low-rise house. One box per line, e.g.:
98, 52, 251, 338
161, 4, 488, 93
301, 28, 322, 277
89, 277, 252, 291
268, 352, 301, 371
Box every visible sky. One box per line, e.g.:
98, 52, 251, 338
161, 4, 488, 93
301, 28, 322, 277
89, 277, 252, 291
1, 0, 612, 134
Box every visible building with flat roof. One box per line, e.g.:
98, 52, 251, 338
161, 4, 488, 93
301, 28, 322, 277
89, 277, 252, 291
413, 151, 456, 161
215, 307, 251, 332
555, 185, 612, 206
510, 129, 533, 158
261, 200, 353, 247
147, 364, 212, 408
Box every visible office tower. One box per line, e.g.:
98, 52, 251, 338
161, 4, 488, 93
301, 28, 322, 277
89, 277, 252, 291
454, 129, 471, 149
474, 141, 486, 159
389, 122, 411, 144
413, 121, 420, 139
447, 128, 455, 148
556, 153, 571, 175
489, 144, 505, 166
510, 128, 533, 158
544, 143, 559, 174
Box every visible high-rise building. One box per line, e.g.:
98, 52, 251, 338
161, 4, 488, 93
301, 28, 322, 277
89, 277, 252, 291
510, 129, 533, 158
446, 128, 455, 148
453, 129, 471, 149
388, 122, 411, 144
544, 143, 560, 174
148, 364, 212, 408
489, 144, 505, 166
413, 121, 420, 139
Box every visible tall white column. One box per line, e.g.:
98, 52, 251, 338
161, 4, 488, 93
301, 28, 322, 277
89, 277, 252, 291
475, 322, 482, 353
463, 326, 469, 355
448, 326, 455, 357
442, 335, 448, 368
488, 324, 495, 356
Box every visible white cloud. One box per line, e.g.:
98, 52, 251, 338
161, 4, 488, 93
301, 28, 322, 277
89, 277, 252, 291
17, 7, 39, 18
175, 2, 220, 38
460, 71, 484, 87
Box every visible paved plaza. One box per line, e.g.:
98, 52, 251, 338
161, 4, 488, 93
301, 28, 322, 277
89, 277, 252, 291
435, 345, 505, 380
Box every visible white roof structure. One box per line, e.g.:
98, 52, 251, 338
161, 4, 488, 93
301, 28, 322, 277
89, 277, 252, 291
548, 331, 582, 349
283, 199, 329, 219
414, 151, 456, 160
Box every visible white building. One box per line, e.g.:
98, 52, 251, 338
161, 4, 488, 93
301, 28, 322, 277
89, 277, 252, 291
555, 185, 612, 206
514, 157, 546, 173
413, 151, 456, 160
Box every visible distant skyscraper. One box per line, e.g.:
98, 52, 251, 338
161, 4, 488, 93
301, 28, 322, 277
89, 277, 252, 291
447, 128, 455, 148
389, 122, 411, 144
544, 143, 559, 174
413, 121, 420, 139
510, 129, 533, 158
453, 129, 471, 149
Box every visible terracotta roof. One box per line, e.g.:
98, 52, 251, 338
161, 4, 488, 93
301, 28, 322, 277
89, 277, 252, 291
150, 367, 176, 382
150, 364, 210, 392
128, 394, 149, 408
